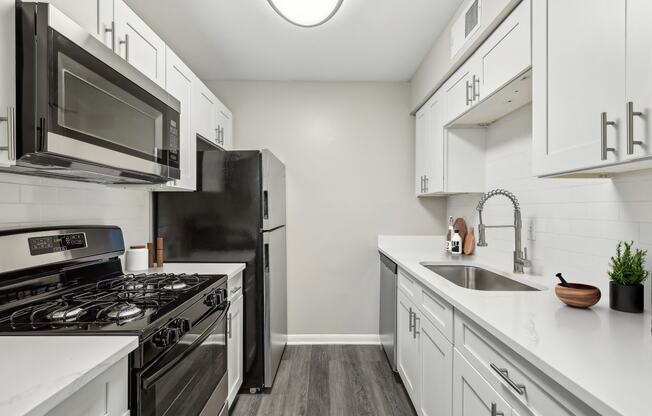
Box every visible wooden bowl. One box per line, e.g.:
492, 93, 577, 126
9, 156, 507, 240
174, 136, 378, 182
555, 283, 601, 308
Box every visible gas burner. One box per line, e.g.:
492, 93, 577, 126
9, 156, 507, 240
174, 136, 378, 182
162, 281, 188, 291
48, 306, 85, 322
102, 303, 143, 321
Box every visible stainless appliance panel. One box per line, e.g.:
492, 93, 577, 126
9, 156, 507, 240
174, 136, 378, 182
379, 252, 398, 372
262, 150, 286, 231
263, 226, 287, 387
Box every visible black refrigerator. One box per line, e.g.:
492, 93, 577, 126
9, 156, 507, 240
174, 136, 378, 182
154, 149, 287, 392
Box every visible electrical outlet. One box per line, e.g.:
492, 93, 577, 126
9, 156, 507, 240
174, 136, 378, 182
527, 218, 536, 241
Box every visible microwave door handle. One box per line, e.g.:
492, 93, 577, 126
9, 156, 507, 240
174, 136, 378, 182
141, 303, 229, 390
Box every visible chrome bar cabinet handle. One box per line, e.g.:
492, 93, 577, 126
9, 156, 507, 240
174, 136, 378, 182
626, 101, 644, 155
424, 176, 429, 193
408, 307, 414, 333
120, 34, 130, 61
472, 74, 480, 101
412, 315, 419, 339
601, 112, 616, 161
491, 403, 504, 416
490, 363, 526, 395
465, 80, 473, 106
105, 21, 116, 51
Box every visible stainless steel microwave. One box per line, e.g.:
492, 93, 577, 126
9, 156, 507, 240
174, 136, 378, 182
11, 2, 180, 184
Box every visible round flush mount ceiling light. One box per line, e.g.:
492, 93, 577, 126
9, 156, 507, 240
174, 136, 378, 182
267, 0, 344, 28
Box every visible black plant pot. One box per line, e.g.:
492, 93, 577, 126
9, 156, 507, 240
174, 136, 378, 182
609, 281, 644, 313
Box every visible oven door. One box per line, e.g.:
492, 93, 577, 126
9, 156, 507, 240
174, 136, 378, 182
137, 304, 229, 416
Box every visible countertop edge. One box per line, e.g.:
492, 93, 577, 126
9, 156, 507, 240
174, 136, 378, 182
23, 337, 138, 416
377, 245, 621, 416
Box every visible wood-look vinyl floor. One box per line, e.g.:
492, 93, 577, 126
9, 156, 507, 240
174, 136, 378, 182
230, 345, 417, 416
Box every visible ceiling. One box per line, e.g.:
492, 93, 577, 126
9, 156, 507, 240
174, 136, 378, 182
124, 0, 463, 82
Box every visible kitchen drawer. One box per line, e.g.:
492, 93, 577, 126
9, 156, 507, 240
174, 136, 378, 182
419, 287, 454, 343
47, 357, 129, 416
398, 268, 420, 303
454, 312, 600, 416
227, 271, 243, 301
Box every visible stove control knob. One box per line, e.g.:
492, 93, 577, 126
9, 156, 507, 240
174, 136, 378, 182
170, 317, 192, 334
153, 327, 180, 348
216, 288, 227, 304
204, 292, 218, 307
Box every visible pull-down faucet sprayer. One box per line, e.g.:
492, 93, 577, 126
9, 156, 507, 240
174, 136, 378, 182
476, 189, 531, 273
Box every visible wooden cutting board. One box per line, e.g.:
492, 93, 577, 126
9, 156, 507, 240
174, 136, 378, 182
453, 218, 467, 243
464, 226, 475, 255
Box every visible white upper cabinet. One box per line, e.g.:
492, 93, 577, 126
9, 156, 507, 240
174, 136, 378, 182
532, 0, 627, 177
415, 89, 485, 197
47, 0, 114, 48
446, 0, 531, 127
164, 47, 196, 191
114, 0, 166, 87
193, 80, 219, 144
0, 0, 15, 167
625, 0, 652, 162
215, 101, 234, 150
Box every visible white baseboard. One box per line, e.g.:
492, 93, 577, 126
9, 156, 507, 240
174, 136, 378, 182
287, 334, 380, 345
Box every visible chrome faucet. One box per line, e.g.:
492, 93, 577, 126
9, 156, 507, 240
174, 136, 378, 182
476, 189, 531, 273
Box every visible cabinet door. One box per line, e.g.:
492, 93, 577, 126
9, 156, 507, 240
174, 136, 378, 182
476, 0, 530, 98
625, 0, 652, 160
193, 80, 218, 143
215, 104, 233, 150
227, 293, 244, 407
532, 0, 626, 176
419, 316, 453, 416
0, 0, 15, 167
453, 350, 512, 416
114, 0, 166, 86
425, 92, 445, 194
164, 47, 195, 191
397, 290, 420, 405
47, 0, 114, 49
444, 62, 474, 124
415, 107, 428, 196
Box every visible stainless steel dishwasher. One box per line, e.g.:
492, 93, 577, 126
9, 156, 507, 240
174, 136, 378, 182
379, 252, 398, 372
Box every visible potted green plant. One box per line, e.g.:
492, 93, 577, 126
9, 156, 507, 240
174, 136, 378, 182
608, 241, 649, 313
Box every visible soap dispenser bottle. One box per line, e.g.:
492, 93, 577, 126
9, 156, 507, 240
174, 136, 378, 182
451, 230, 462, 256
446, 216, 454, 253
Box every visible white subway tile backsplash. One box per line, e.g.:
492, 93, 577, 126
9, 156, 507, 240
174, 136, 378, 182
0, 173, 150, 249
447, 105, 652, 293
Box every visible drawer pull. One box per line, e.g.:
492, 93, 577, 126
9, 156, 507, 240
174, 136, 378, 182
490, 363, 526, 395
491, 402, 504, 416
408, 307, 414, 333
230, 286, 242, 296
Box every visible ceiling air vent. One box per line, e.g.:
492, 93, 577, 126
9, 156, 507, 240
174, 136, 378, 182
465, 0, 479, 37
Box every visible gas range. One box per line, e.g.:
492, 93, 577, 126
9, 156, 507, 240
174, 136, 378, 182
0, 226, 230, 416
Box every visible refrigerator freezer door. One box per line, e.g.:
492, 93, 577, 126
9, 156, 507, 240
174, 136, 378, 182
262, 150, 286, 231
263, 226, 287, 387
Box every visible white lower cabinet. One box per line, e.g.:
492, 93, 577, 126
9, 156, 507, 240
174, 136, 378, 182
397, 289, 420, 405
453, 350, 514, 416
47, 357, 129, 416
419, 315, 453, 416
227, 272, 244, 408
396, 268, 600, 416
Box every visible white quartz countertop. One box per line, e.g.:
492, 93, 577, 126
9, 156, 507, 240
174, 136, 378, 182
378, 235, 652, 416
130, 262, 246, 278
0, 336, 138, 416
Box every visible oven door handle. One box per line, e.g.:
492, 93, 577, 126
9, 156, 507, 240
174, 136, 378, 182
141, 301, 230, 390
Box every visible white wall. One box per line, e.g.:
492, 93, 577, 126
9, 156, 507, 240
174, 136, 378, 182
447, 104, 652, 303
209, 81, 447, 336
0, 173, 150, 250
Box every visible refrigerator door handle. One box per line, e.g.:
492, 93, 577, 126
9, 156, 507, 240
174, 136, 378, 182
263, 191, 269, 220
264, 243, 270, 273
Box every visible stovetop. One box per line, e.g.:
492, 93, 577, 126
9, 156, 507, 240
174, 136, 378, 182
0, 271, 225, 335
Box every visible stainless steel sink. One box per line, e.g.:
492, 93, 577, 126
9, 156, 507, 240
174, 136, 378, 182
423, 265, 539, 291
